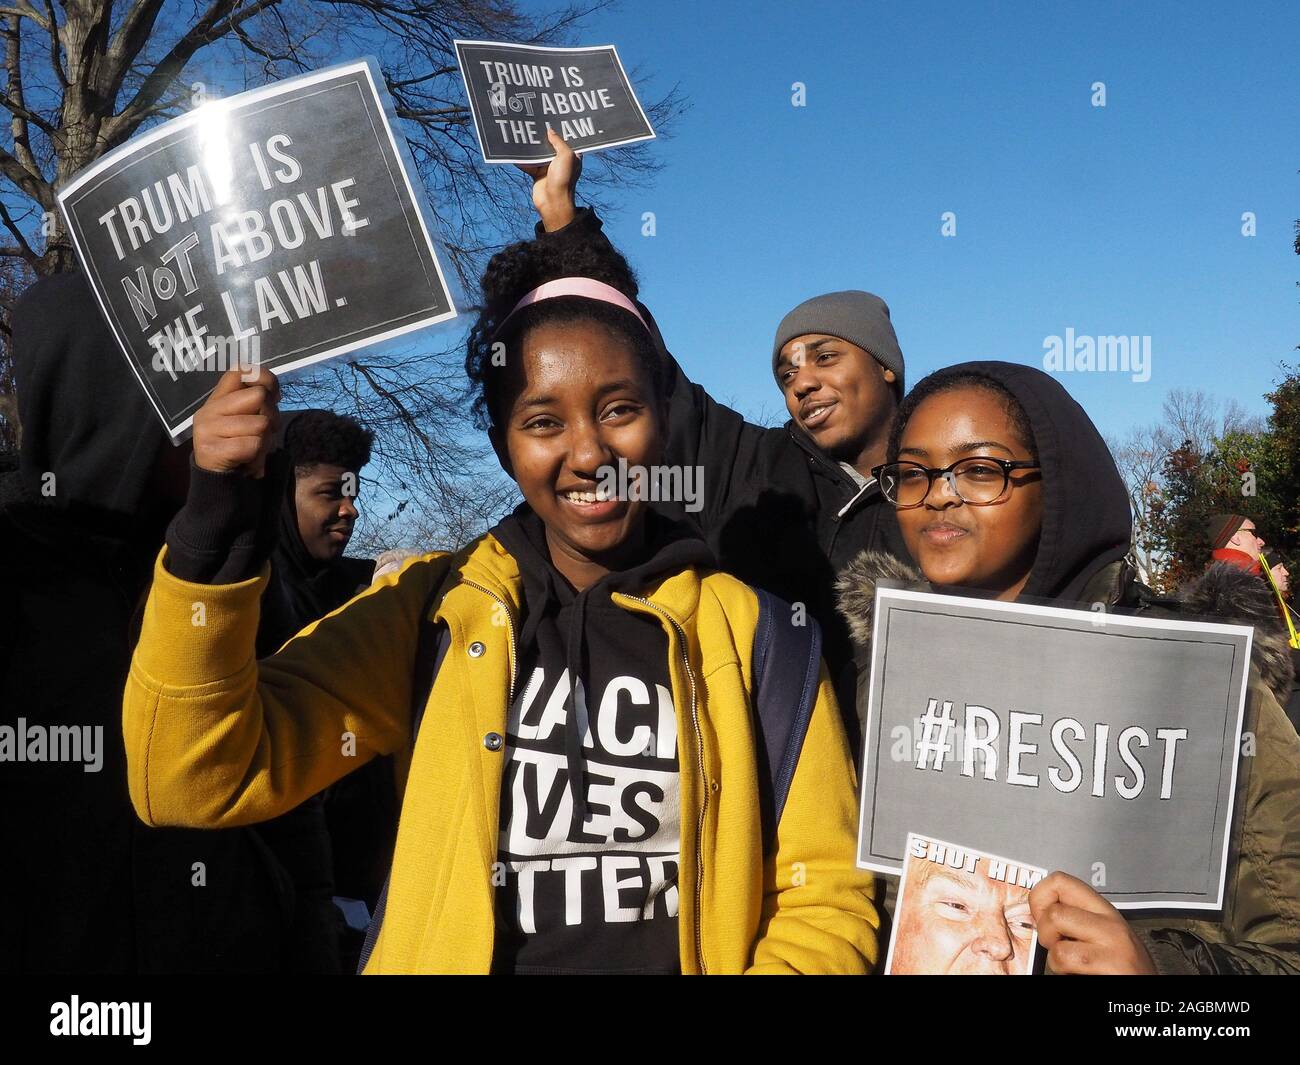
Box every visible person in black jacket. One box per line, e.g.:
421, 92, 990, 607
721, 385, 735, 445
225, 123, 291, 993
522, 130, 911, 745
241, 408, 381, 973
0, 271, 292, 973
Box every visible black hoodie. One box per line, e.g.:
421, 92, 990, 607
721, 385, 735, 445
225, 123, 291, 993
256, 409, 375, 658
0, 272, 292, 973
487, 504, 714, 975
834, 361, 1134, 746
836, 360, 1133, 617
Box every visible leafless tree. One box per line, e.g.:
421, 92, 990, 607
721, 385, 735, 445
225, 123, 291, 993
1107, 421, 1175, 585
0, 1, 685, 549
1107, 389, 1269, 587
1162, 388, 1264, 459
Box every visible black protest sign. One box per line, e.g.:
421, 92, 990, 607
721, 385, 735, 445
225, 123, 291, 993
58, 60, 456, 440
454, 40, 655, 163
857, 588, 1253, 910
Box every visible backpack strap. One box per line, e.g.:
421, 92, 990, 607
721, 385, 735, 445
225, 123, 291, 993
750, 586, 823, 858
357, 586, 450, 973
409, 586, 453, 741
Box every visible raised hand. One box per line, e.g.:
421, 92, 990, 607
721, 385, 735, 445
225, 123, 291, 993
518, 127, 581, 232
192, 367, 281, 478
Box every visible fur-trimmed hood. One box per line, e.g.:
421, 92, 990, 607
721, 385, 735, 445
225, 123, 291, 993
835, 549, 1296, 706
834, 549, 926, 650
1184, 562, 1296, 706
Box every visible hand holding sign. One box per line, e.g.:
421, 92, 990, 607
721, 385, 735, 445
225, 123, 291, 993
193, 367, 281, 479
521, 128, 581, 232
1030, 871, 1156, 975
57, 60, 455, 441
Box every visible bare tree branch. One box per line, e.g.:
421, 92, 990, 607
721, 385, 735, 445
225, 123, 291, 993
0, 3, 45, 28
0, 197, 36, 264
104, 0, 281, 148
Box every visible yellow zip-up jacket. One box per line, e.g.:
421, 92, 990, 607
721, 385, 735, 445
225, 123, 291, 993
123, 534, 879, 974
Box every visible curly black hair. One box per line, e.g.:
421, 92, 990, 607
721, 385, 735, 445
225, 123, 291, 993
465, 231, 665, 431
285, 409, 374, 472
887, 371, 1038, 463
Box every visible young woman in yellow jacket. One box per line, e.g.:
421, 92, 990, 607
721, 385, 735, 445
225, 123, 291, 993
122, 229, 879, 975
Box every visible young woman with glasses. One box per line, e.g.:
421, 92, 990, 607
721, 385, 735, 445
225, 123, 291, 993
836, 361, 1300, 975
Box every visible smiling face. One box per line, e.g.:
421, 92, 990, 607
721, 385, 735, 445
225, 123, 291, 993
491, 318, 663, 592
775, 333, 897, 468
894, 385, 1044, 600
890, 861, 1036, 975
294, 462, 360, 561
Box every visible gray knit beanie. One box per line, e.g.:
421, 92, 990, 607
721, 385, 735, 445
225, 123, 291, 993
771, 290, 905, 394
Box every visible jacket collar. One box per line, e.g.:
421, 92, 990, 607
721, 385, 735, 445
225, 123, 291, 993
442, 530, 704, 630
783, 418, 884, 516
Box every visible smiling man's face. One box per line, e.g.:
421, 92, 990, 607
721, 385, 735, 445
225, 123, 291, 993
775, 333, 896, 469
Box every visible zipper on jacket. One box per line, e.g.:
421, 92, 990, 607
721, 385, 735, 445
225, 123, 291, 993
619, 594, 707, 975
462, 579, 518, 705
835, 477, 875, 520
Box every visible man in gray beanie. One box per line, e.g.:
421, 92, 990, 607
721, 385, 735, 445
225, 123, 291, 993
772, 289, 905, 479
523, 134, 911, 747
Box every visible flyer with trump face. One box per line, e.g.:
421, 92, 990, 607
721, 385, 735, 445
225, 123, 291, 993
886, 833, 1047, 976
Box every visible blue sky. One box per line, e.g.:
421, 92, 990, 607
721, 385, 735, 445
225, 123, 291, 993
522, 0, 1298, 439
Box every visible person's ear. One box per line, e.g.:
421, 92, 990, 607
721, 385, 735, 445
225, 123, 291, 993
488, 425, 514, 480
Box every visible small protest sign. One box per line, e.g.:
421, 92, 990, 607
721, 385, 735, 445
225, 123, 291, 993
58, 59, 456, 440
453, 40, 655, 163
858, 588, 1253, 910
885, 833, 1045, 975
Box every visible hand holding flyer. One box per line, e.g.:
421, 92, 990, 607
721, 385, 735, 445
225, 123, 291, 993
56, 59, 456, 441
1030, 872, 1157, 976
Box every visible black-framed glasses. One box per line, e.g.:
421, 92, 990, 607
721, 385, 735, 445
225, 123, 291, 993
871, 457, 1041, 509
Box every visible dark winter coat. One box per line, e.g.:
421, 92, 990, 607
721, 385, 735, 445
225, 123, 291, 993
0, 272, 294, 973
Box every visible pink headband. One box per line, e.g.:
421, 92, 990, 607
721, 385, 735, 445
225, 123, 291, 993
492, 277, 649, 341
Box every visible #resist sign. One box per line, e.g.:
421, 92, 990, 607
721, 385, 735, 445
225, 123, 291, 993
58, 59, 456, 440
454, 40, 654, 163
858, 588, 1253, 910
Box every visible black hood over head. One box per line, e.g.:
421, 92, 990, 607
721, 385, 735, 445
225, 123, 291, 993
11, 271, 170, 519
256, 409, 374, 656
912, 360, 1132, 604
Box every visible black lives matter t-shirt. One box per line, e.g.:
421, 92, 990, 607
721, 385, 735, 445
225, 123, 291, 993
488, 506, 706, 975
491, 604, 681, 974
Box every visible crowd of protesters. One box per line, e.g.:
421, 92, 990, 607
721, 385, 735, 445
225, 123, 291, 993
2, 131, 1297, 975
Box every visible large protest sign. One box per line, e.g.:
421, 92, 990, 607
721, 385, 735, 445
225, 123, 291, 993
858, 588, 1253, 910
58, 59, 456, 440
454, 40, 655, 163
